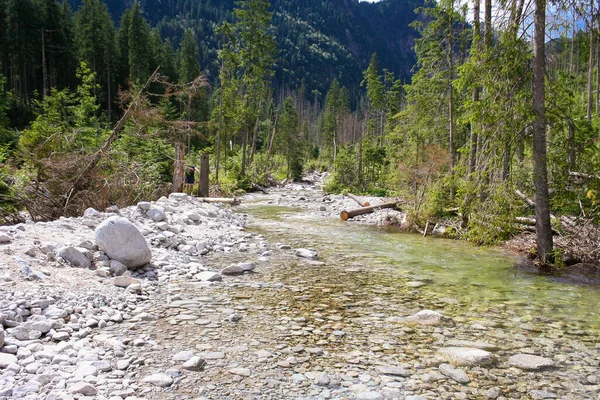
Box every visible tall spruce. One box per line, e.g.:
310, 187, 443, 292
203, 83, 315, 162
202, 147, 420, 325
232, 0, 276, 174
532, 0, 553, 263
127, 3, 153, 84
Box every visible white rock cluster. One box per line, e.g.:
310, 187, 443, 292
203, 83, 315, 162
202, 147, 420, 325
0, 192, 262, 399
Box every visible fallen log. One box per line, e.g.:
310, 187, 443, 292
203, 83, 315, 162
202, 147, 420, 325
347, 193, 370, 207
515, 216, 536, 225
515, 189, 578, 233
198, 197, 241, 206
569, 171, 600, 179
515, 190, 535, 207
340, 202, 399, 221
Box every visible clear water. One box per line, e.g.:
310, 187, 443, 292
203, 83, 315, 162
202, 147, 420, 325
242, 204, 600, 334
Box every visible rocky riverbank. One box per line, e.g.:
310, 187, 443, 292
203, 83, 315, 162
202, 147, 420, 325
0, 181, 599, 400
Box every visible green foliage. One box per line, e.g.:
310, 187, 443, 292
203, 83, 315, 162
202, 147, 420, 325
19, 62, 103, 162
127, 3, 153, 84
75, 0, 118, 111
277, 97, 304, 180
178, 30, 201, 84
324, 145, 358, 193
0, 71, 17, 149
464, 184, 519, 245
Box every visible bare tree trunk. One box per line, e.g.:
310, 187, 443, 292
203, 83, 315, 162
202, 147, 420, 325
596, 42, 600, 116
241, 129, 248, 177
570, 7, 576, 73
448, 0, 455, 199
216, 60, 224, 183
485, 0, 492, 47
516, 133, 525, 164
333, 134, 337, 168
587, 0, 595, 121
266, 114, 278, 158
469, 0, 481, 175
358, 115, 365, 189
173, 140, 185, 192
107, 56, 112, 121
198, 153, 209, 197
532, 0, 554, 264
41, 29, 48, 99
567, 121, 576, 170
502, 142, 511, 181
249, 112, 260, 166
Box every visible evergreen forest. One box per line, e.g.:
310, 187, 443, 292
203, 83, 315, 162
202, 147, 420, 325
1, 0, 600, 265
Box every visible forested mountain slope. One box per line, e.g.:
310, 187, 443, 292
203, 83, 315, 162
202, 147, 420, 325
66, 0, 422, 94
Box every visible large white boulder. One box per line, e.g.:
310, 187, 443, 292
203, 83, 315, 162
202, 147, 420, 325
95, 216, 152, 268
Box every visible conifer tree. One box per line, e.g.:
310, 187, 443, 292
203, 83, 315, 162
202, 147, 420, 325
75, 0, 118, 116
178, 30, 201, 84
128, 3, 153, 84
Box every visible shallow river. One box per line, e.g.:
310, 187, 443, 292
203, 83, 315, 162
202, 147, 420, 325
242, 203, 600, 335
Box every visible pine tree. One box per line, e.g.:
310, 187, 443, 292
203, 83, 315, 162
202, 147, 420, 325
128, 3, 153, 84
178, 30, 201, 84
232, 0, 277, 174
75, 0, 118, 115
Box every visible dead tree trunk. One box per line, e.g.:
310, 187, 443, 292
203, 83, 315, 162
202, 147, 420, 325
173, 140, 185, 193
198, 153, 209, 197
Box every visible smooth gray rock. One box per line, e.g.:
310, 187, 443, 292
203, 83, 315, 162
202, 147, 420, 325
438, 347, 494, 366
109, 260, 127, 276
83, 208, 102, 217
95, 216, 152, 268
172, 351, 195, 362
195, 271, 222, 282
404, 310, 447, 326
11, 326, 42, 340
0, 234, 10, 243
508, 354, 555, 370
188, 213, 202, 222
143, 373, 173, 387
57, 246, 92, 269
183, 356, 206, 371
439, 363, 470, 383
30, 319, 53, 334
137, 201, 152, 211
112, 276, 141, 288
0, 326, 4, 348
70, 382, 98, 396
221, 265, 245, 275
295, 248, 318, 259
375, 366, 410, 377
43, 305, 68, 319
238, 262, 255, 271
52, 331, 70, 341
146, 208, 166, 222
229, 367, 251, 377
529, 390, 557, 399
485, 387, 502, 399
39, 242, 58, 254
